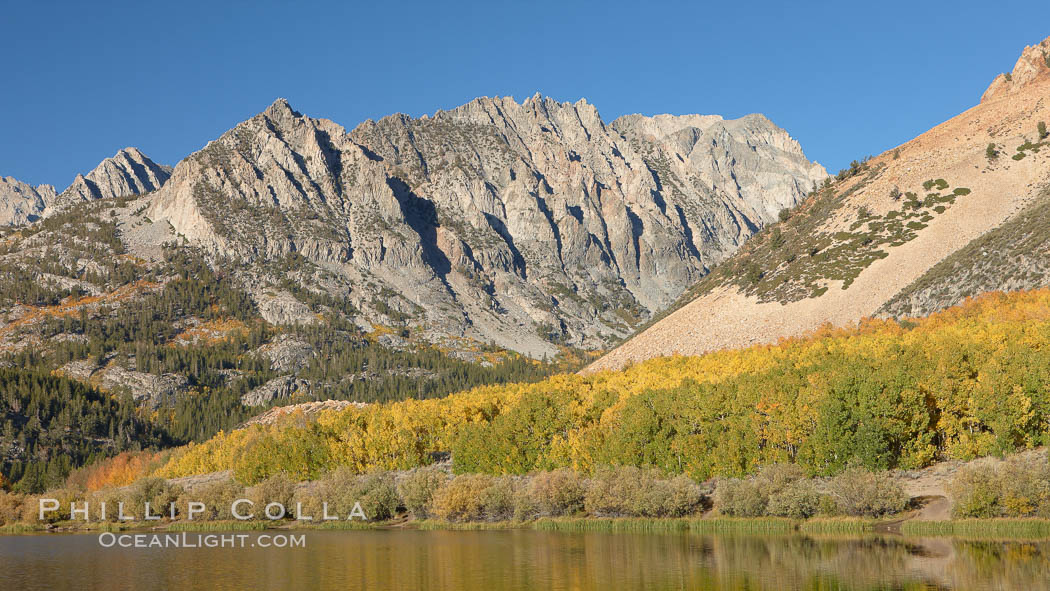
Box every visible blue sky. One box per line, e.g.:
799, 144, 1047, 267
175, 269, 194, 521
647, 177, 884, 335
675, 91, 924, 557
2, 1, 1048, 187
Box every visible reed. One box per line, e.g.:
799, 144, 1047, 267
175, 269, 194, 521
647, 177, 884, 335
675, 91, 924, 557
531, 517, 797, 534
532, 517, 696, 533
689, 518, 797, 534
798, 517, 876, 534
310, 520, 386, 530
415, 520, 529, 531
166, 520, 269, 532
0, 523, 45, 533
901, 519, 1050, 539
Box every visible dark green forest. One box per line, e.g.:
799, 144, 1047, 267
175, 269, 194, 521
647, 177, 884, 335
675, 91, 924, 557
0, 369, 172, 493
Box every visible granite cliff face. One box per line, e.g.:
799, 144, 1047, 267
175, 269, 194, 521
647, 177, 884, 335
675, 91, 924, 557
148, 95, 825, 356
0, 177, 56, 226
58, 147, 171, 207
0, 148, 170, 225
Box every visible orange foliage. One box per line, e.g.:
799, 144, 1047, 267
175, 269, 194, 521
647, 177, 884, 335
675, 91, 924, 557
0, 279, 161, 337
70, 451, 164, 491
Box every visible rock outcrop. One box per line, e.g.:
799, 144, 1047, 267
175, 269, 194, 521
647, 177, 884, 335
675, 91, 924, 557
0, 176, 56, 226
241, 375, 312, 407
256, 334, 316, 373
57, 147, 171, 207
148, 95, 825, 356
981, 36, 1050, 103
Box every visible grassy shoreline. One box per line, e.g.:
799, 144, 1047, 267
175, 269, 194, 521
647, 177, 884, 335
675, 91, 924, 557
10, 515, 1050, 540
900, 518, 1050, 539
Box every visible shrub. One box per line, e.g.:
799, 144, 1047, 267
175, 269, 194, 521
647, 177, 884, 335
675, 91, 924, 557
745, 264, 762, 285
180, 479, 245, 520
350, 471, 401, 520
769, 227, 785, 249
0, 491, 24, 525
126, 477, 183, 519
431, 474, 493, 522
512, 484, 539, 521
827, 467, 907, 517
1039, 121, 1048, 141
986, 143, 999, 159
480, 476, 518, 520
398, 466, 448, 519
953, 188, 971, 196
247, 473, 296, 519
713, 478, 767, 516
948, 464, 1001, 518
297, 468, 400, 521
949, 456, 1050, 518
714, 465, 806, 517
585, 467, 703, 517
637, 475, 703, 517
758, 464, 808, 490
889, 186, 902, 201
997, 457, 1050, 517
527, 469, 585, 516
585, 466, 642, 516
24, 488, 85, 523
766, 480, 822, 518
778, 208, 791, 223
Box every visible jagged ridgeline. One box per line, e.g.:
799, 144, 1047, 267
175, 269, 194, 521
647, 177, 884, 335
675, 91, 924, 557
148, 96, 824, 356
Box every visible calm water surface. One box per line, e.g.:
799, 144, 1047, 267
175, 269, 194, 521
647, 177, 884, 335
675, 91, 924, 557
1, 529, 1048, 590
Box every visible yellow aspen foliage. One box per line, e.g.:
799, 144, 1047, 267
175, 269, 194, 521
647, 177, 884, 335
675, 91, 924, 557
156, 289, 1050, 483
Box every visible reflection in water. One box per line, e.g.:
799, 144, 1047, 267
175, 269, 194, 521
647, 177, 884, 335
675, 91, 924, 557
1, 529, 1048, 590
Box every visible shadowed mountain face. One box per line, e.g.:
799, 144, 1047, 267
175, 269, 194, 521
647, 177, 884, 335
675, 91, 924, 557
590, 35, 1050, 372
146, 95, 824, 356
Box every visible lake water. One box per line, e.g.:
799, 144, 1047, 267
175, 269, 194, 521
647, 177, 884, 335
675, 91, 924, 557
1, 529, 1047, 590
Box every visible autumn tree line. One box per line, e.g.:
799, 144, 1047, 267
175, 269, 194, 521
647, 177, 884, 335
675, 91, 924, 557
154, 289, 1050, 487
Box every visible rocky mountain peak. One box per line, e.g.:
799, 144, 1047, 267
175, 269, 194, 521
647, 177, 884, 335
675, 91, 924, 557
146, 95, 826, 356
56, 147, 172, 209
981, 35, 1050, 103
0, 176, 57, 226
261, 97, 305, 125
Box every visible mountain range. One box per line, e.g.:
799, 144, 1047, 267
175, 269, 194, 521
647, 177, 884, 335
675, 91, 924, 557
1, 94, 824, 357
